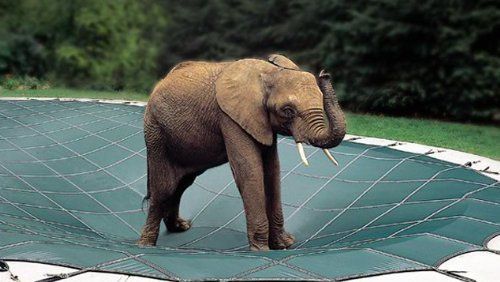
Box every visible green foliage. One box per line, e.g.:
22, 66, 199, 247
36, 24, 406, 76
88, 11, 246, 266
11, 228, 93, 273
0, 75, 50, 90
1, 0, 498, 122
319, 0, 500, 123
0, 34, 47, 77
161, 0, 500, 123
0, 0, 167, 91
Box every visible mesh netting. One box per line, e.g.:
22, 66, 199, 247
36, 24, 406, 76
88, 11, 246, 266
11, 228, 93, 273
0, 99, 498, 280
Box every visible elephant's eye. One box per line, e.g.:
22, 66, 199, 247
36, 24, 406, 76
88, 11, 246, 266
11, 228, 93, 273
280, 106, 296, 118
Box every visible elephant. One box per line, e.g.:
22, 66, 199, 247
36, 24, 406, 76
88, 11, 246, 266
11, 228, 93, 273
138, 54, 346, 251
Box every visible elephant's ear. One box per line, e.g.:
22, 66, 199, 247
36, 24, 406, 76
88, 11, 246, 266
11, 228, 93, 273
216, 59, 274, 146
268, 54, 300, 70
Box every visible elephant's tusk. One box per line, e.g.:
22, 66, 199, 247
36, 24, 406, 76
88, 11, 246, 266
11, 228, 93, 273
323, 149, 339, 166
296, 142, 309, 166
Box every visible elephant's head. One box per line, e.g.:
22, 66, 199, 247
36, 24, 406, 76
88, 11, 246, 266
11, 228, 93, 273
216, 54, 346, 166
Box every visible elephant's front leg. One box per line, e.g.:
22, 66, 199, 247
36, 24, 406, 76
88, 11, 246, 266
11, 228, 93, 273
222, 118, 269, 251
263, 137, 295, 250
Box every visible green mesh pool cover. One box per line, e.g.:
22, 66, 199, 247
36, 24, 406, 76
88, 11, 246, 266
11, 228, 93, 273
0, 99, 499, 281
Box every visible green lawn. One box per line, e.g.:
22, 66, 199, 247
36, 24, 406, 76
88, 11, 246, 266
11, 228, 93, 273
1, 88, 150, 101
2, 88, 499, 159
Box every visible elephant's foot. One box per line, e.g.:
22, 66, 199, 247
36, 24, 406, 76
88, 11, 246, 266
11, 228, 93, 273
249, 229, 270, 251
138, 238, 156, 247
138, 231, 158, 247
250, 243, 270, 252
269, 231, 295, 250
166, 217, 191, 233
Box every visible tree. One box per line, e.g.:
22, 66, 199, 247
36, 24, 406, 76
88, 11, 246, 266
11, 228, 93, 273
0, 0, 167, 91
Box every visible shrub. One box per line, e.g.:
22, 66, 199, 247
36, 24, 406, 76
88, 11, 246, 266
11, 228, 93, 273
0, 33, 47, 78
161, 0, 500, 123
0, 75, 50, 90
0, 0, 166, 92
319, 0, 500, 123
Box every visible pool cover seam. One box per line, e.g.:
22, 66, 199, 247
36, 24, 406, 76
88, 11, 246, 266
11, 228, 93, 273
323, 166, 463, 248
306, 215, 500, 243
0, 115, 143, 153
0, 102, 97, 122
191, 180, 498, 212
0, 213, 151, 246
287, 171, 493, 186
296, 231, 493, 255
0, 174, 492, 195
1, 99, 498, 281
0, 227, 489, 281
282, 140, 467, 170
425, 232, 482, 248
0, 240, 36, 250
2, 207, 496, 250
362, 248, 475, 282
6, 100, 147, 199
10, 101, 144, 156
388, 181, 499, 239
0, 201, 145, 214
0, 146, 146, 178
0, 210, 110, 238
3, 97, 497, 172
295, 151, 426, 248
48, 254, 151, 280
2, 232, 177, 280
0, 213, 178, 280
0, 128, 145, 159
227, 143, 394, 251
0, 128, 145, 164
1, 100, 142, 124
285, 147, 426, 224
54, 100, 144, 129
230, 235, 435, 280
0, 104, 143, 150
0, 217, 102, 245
0, 104, 130, 131
0, 161, 106, 238
0, 104, 142, 235
2, 129, 482, 172
232, 232, 465, 280
181, 138, 319, 247
187, 137, 288, 224
0, 195, 102, 240
2, 211, 496, 251
0, 101, 330, 278
0, 106, 142, 142
311, 180, 499, 250
0, 175, 146, 195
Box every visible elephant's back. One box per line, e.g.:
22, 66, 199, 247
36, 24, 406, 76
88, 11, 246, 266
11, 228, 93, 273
152, 61, 228, 100
149, 61, 228, 122
145, 61, 230, 166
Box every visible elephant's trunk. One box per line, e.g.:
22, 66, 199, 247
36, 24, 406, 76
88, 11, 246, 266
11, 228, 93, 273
292, 70, 346, 167
306, 70, 346, 149
293, 71, 346, 166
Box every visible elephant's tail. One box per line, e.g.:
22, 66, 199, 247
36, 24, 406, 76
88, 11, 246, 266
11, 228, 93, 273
142, 159, 151, 211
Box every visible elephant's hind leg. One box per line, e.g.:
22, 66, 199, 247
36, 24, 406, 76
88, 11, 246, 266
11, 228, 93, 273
163, 173, 200, 232
139, 200, 164, 246
139, 120, 180, 246
138, 153, 180, 246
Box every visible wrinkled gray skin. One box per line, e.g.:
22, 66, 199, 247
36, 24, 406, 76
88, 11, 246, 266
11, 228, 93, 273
139, 55, 346, 251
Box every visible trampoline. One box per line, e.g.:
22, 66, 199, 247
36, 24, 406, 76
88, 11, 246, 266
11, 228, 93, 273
0, 98, 499, 281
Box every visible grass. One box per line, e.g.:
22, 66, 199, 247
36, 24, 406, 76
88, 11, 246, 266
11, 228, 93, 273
346, 113, 499, 160
2, 88, 499, 159
1, 88, 150, 101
